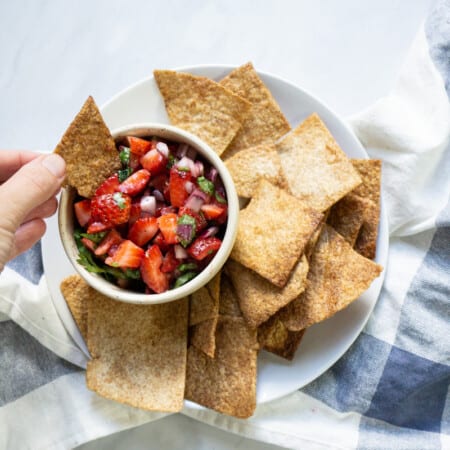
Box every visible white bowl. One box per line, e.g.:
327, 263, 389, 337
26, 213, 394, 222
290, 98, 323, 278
58, 123, 239, 304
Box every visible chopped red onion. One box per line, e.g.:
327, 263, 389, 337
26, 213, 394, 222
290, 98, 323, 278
176, 143, 189, 158
199, 226, 219, 238
177, 224, 194, 245
185, 192, 205, 212
186, 147, 197, 160
140, 196, 156, 215
191, 161, 204, 178
185, 181, 194, 194
206, 167, 218, 182
152, 189, 165, 202
156, 141, 169, 158
174, 244, 188, 259
176, 156, 194, 172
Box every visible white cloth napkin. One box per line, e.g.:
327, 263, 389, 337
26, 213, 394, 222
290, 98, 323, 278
1, 22, 449, 450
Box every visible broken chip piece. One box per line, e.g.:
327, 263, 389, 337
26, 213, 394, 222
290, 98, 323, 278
54, 96, 121, 198
258, 316, 306, 360
351, 159, 382, 259
60, 274, 90, 339
154, 70, 251, 156
327, 193, 372, 246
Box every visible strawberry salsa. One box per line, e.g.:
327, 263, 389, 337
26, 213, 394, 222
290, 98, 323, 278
73, 136, 228, 294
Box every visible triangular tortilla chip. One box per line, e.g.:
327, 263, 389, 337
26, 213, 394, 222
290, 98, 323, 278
225, 144, 288, 198
230, 180, 323, 287
185, 316, 258, 418
60, 274, 90, 339
219, 62, 290, 158
327, 193, 372, 246
226, 255, 309, 328
258, 316, 305, 360
280, 225, 382, 331
190, 316, 218, 358
54, 96, 121, 198
351, 159, 382, 259
154, 70, 251, 156
87, 295, 188, 412
276, 113, 362, 211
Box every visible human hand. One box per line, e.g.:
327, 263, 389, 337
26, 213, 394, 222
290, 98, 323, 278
0, 150, 66, 272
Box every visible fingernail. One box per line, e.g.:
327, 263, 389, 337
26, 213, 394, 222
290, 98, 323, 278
41, 154, 66, 178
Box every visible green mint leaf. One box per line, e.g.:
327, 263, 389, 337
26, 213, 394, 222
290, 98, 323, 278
167, 154, 176, 169
118, 167, 132, 182
214, 190, 227, 204
197, 176, 215, 195
174, 271, 197, 288
80, 231, 107, 244
119, 146, 131, 165
178, 262, 197, 272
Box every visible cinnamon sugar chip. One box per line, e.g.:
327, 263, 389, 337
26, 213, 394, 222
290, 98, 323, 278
226, 256, 309, 328
280, 225, 382, 331
230, 180, 322, 287
276, 113, 361, 212
220, 62, 290, 158
185, 316, 258, 418
54, 96, 120, 198
87, 295, 188, 412
225, 144, 288, 198
154, 70, 251, 156
258, 316, 306, 360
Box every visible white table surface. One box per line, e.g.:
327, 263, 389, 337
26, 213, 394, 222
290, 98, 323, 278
0, 1, 433, 449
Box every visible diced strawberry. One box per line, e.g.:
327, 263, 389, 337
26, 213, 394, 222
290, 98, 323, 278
152, 232, 170, 252
169, 167, 192, 207
157, 213, 179, 244
118, 169, 150, 196
95, 174, 120, 196
127, 136, 152, 156
200, 203, 227, 220
140, 245, 169, 293
149, 173, 169, 192
129, 153, 141, 171
128, 217, 158, 246
95, 229, 123, 256
187, 237, 222, 261
86, 221, 110, 234
129, 200, 142, 226
74, 199, 91, 227
91, 192, 131, 226
178, 206, 207, 232
140, 149, 168, 175
161, 248, 180, 273
81, 237, 96, 252
105, 239, 144, 269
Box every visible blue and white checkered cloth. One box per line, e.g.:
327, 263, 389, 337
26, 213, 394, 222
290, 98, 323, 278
1, 2, 449, 449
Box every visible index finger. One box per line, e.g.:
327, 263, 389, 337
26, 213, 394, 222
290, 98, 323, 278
0, 150, 43, 182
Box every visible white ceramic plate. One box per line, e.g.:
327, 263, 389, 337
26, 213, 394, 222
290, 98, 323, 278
42, 65, 388, 404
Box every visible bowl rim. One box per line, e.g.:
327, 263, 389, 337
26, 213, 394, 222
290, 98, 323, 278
58, 122, 239, 304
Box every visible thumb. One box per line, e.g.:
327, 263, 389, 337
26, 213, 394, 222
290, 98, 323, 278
0, 153, 66, 231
